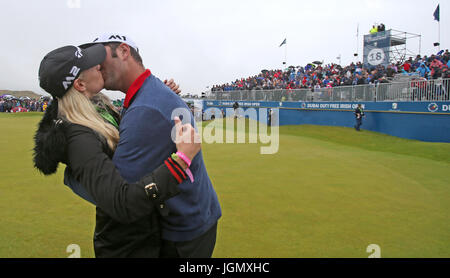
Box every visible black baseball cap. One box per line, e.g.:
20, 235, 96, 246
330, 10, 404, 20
38, 44, 106, 99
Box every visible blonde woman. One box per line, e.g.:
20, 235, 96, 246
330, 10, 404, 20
34, 45, 200, 257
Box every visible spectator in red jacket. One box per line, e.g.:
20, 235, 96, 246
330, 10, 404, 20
430, 56, 444, 79
403, 62, 411, 72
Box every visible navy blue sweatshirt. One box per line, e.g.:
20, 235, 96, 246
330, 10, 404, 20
113, 71, 221, 242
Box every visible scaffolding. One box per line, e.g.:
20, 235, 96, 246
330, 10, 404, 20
388, 29, 422, 64
363, 29, 422, 68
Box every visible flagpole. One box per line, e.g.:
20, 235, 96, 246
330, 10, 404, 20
279, 37, 287, 67
356, 23, 359, 62
434, 3, 441, 51
285, 37, 287, 67
438, 19, 441, 51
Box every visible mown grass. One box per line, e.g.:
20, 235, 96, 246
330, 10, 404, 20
1, 113, 449, 258
281, 124, 450, 164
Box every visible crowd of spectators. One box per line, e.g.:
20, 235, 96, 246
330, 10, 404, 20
0, 96, 51, 113
211, 49, 450, 93
0, 94, 127, 114
403, 50, 450, 79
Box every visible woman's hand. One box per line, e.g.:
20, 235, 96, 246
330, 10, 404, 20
174, 117, 201, 169
164, 79, 181, 95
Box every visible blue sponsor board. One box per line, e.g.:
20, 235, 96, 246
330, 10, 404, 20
203, 101, 450, 143
205, 100, 450, 114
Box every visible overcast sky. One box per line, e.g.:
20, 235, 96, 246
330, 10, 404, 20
0, 0, 447, 99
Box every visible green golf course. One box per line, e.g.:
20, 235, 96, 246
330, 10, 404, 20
0, 112, 449, 258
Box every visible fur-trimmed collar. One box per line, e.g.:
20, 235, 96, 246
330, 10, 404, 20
33, 100, 68, 175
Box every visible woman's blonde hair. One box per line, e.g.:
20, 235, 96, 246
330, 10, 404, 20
58, 87, 119, 150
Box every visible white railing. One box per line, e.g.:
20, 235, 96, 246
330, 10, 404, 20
207, 78, 450, 102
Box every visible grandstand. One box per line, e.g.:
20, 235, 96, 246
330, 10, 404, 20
207, 48, 450, 103
202, 33, 450, 143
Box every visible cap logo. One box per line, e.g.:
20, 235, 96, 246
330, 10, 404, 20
62, 66, 81, 90
109, 35, 126, 41
74, 46, 83, 58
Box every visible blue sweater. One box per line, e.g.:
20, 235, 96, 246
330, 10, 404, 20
113, 74, 221, 242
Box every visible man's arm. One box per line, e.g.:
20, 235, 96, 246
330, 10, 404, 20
113, 106, 175, 185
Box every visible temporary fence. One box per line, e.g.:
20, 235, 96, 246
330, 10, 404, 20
207, 78, 450, 102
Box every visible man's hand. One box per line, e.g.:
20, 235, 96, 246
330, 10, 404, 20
164, 79, 181, 95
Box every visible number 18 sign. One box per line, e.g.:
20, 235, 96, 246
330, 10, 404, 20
367, 48, 386, 66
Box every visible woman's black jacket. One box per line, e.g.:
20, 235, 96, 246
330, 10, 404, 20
35, 120, 182, 258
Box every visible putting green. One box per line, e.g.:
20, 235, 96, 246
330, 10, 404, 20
1, 113, 449, 258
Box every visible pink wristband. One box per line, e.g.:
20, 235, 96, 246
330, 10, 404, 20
176, 151, 192, 167
185, 168, 194, 183
176, 152, 194, 182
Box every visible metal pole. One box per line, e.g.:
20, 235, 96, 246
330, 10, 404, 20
356, 23, 359, 62
284, 37, 288, 67
439, 20, 441, 51
419, 35, 422, 56
375, 84, 378, 102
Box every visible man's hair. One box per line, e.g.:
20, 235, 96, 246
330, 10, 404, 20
104, 42, 143, 66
